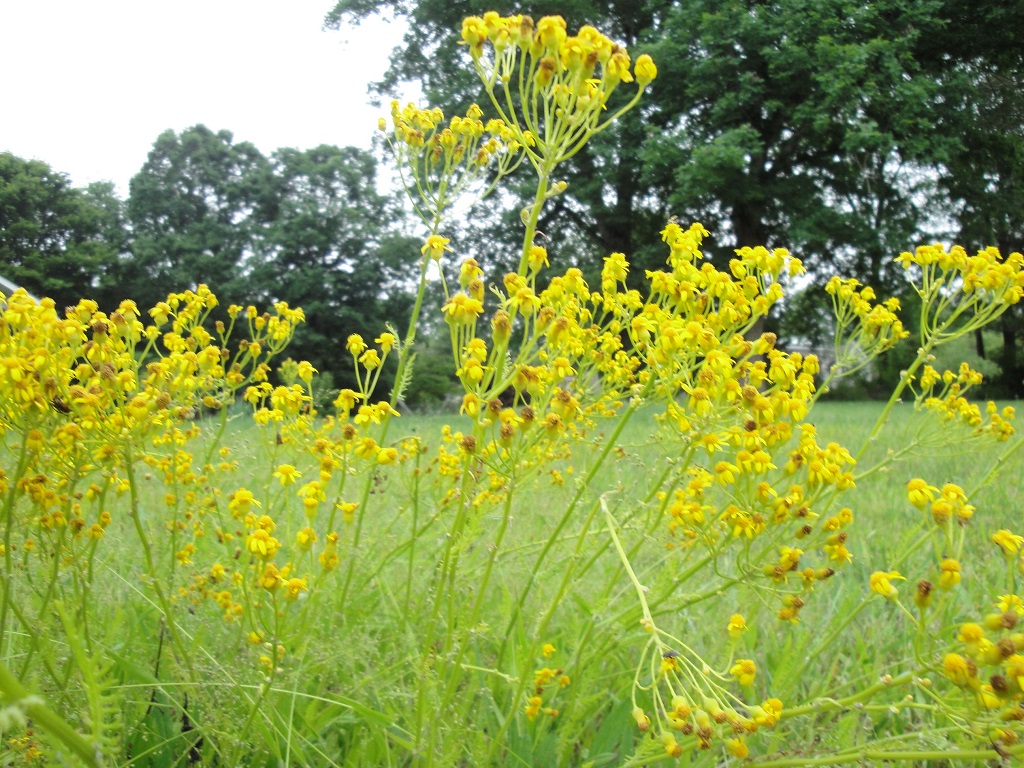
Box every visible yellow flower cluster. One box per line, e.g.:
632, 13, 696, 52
0, 284, 338, 686
462, 12, 655, 168
896, 243, 1024, 346
826, 277, 908, 375
897, 243, 1024, 300
382, 100, 524, 225
0, 287, 296, 568
911, 363, 1015, 440
941, 595, 1024, 747
631, 628, 785, 755
524, 646, 570, 721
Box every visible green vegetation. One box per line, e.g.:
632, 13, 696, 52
2, 5, 1024, 767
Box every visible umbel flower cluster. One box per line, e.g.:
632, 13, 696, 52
3, 11, 1024, 768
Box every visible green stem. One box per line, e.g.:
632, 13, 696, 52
485, 494, 606, 763
0, 436, 32, 646
338, 235, 435, 609
752, 744, 1023, 768
202, 401, 231, 466
790, 598, 870, 685
429, 481, 518, 762
495, 386, 650, 665
517, 169, 551, 274
783, 670, 915, 719
967, 426, 1024, 497
853, 347, 930, 463
0, 660, 101, 768
603, 497, 654, 627
123, 443, 196, 679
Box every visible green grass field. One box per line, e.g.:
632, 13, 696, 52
5, 398, 1023, 767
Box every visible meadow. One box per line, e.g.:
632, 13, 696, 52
3, 385, 1023, 766
3, 11, 1024, 767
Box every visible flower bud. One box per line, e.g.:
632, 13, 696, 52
492, 310, 512, 345
631, 706, 650, 732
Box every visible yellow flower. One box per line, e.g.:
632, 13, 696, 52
259, 563, 281, 590
273, 464, 301, 486
727, 613, 748, 639
906, 478, 938, 509
296, 360, 317, 384
228, 488, 261, 517
943, 653, 977, 688
336, 501, 359, 524
536, 15, 567, 52
527, 245, 549, 271
375, 332, 396, 354
298, 480, 325, 515
284, 577, 308, 600
359, 349, 382, 371
525, 695, 543, 720
730, 658, 756, 686
246, 529, 281, 559
993, 529, 1024, 557
869, 570, 905, 600
442, 293, 485, 325
726, 737, 749, 759
421, 234, 452, 261
542, 643, 556, 658
977, 684, 1001, 710
758, 698, 783, 726
997, 594, 1024, 615
957, 623, 985, 657
939, 558, 962, 590
661, 733, 682, 758
354, 437, 379, 460
334, 388, 363, 414
634, 53, 657, 85
346, 334, 367, 355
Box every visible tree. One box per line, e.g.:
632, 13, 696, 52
122, 125, 273, 311
935, 46, 1024, 396
251, 144, 418, 388
0, 153, 122, 309
119, 125, 425, 388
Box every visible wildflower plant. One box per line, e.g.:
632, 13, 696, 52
2, 11, 1024, 768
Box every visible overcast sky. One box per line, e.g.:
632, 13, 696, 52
0, 0, 407, 196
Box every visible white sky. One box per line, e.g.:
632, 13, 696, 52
0, 0, 408, 197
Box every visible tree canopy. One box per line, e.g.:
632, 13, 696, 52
0, 153, 121, 309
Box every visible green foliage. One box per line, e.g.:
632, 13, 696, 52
123, 125, 274, 311
251, 144, 418, 391
3, 7, 1024, 767
0, 152, 121, 308
401, 342, 460, 409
